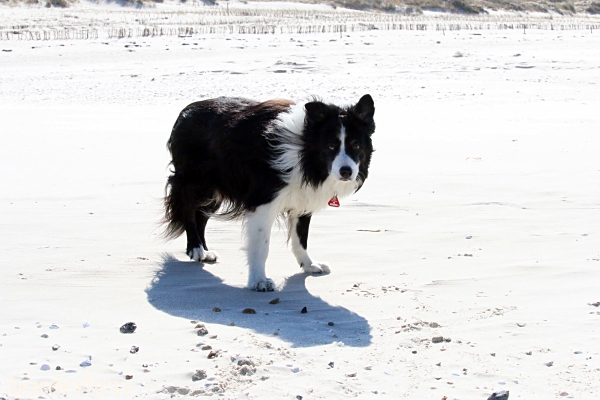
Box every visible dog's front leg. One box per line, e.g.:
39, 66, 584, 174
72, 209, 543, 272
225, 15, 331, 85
245, 203, 278, 291
290, 214, 330, 275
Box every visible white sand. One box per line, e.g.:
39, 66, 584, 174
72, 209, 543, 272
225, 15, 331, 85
1, 4, 600, 399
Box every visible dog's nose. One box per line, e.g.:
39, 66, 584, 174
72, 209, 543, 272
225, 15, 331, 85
339, 166, 353, 180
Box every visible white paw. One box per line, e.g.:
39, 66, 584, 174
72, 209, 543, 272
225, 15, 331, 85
302, 262, 330, 275
252, 279, 276, 292
188, 247, 219, 263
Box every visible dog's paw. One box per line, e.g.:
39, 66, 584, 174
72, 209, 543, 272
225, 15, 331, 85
252, 279, 276, 292
187, 247, 219, 263
301, 262, 330, 275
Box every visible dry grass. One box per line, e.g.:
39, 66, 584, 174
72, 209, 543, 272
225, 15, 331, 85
0, 0, 593, 13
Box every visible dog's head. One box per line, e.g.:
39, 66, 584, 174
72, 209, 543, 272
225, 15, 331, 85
301, 94, 375, 189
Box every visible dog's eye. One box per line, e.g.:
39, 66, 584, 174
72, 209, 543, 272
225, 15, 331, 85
328, 144, 336, 151
352, 142, 361, 150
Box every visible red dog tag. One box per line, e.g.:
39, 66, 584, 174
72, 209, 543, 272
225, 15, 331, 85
328, 195, 340, 207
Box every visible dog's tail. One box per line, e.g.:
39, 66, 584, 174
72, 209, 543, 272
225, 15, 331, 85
162, 173, 187, 240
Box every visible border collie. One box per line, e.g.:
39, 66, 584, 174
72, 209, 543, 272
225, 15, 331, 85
163, 95, 375, 291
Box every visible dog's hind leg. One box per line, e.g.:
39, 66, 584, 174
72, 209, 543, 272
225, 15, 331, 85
290, 214, 330, 275
191, 203, 220, 263
245, 203, 278, 291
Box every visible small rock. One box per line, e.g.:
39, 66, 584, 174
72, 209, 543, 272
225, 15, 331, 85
432, 336, 444, 343
52, 344, 60, 351
80, 359, 92, 367
296, 396, 303, 400
301, 307, 307, 314
328, 322, 335, 326
291, 366, 300, 373
120, 322, 137, 334
49, 324, 59, 329
237, 358, 254, 367
213, 307, 222, 312
412, 350, 417, 354
242, 308, 256, 314
209, 334, 217, 339
345, 372, 357, 377
444, 337, 452, 342
559, 392, 569, 397
197, 326, 209, 336
125, 374, 133, 380
56, 366, 63, 370
466, 235, 473, 239
83, 322, 90, 328
192, 369, 207, 381
526, 351, 532, 355
487, 390, 509, 400
41, 334, 49, 338
429, 322, 440, 328
517, 322, 526, 327
328, 362, 335, 368
364, 365, 372, 370
130, 346, 139, 354
269, 298, 280, 305
207, 351, 219, 359
202, 345, 212, 350
40, 364, 51, 371
545, 361, 554, 367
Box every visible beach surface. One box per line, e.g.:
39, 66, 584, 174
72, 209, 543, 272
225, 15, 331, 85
1, 4, 600, 398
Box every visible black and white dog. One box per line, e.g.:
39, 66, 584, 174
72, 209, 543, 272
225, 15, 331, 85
163, 95, 375, 291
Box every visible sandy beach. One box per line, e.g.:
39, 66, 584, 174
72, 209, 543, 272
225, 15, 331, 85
1, 3, 600, 398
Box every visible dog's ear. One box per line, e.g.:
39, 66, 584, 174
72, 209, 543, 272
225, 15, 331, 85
305, 101, 332, 123
351, 94, 375, 124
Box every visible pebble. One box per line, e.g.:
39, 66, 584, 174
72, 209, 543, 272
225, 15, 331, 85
559, 392, 569, 397
269, 298, 280, 305
83, 322, 90, 328
466, 235, 473, 239
242, 308, 257, 314
517, 323, 526, 327
56, 366, 63, 370
328, 322, 335, 326
52, 344, 60, 351
545, 361, 554, 367
197, 326, 209, 336
328, 362, 335, 368
301, 307, 308, 314
49, 324, 59, 329
345, 372, 357, 377
130, 346, 139, 354
125, 375, 133, 380
487, 390, 509, 400
80, 359, 92, 367
213, 307, 222, 312
41, 334, 48, 338
192, 369, 207, 381
432, 336, 444, 343
207, 351, 219, 359
40, 364, 51, 371
120, 322, 137, 334
202, 345, 212, 351
430, 322, 440, 328
364, 365, 372, 370
525, 351, 532, 355
291, 366, 300, 373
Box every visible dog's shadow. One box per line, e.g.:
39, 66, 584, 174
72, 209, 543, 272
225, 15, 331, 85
146, 254, 372, 348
